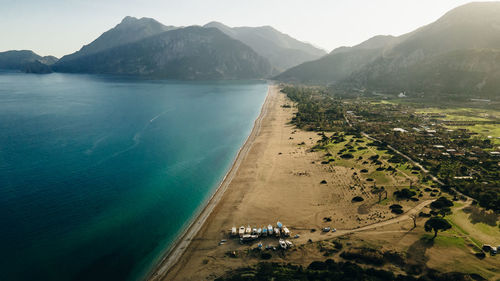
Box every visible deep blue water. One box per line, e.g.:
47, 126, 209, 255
0, 72, 268, 281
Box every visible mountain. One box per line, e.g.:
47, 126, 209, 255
203, 21, 326, 71
348, 2, 500, 95
58, 16, 176, 63
53, 26, 272, 79
352, 49, 500, 98
0, 50, 58, 71
275, 35, 398, 83
277, 2, 500, 98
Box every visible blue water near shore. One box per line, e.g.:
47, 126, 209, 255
0, 72, 268, 281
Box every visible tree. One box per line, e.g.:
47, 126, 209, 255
430, 197, 453, 209
424, 217, 451, 239
430, 197, 454, 217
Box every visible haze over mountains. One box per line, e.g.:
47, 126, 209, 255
203, 21, 326, 71
51, 17, 326, 79
2, 2, 500, 97
277, 2, 500, 98
1, 16, 324, 79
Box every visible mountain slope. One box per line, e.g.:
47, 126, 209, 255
0, 50, 58, 70
352, 49, 500, 98
275, 35, 398, 83
204, 21, 326, 71
58, 16, 176, 63
277, 2, 500, 98
347, 2, 500, 96
53, 26, 272, 80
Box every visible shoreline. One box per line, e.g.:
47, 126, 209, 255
146, 83, 274, 281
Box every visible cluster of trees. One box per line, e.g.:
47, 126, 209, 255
424, 197, 454, 239
216, 259, 478, 281
281, 86, 345, 131
282, 85, 499, 211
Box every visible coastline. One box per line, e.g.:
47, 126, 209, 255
146, 83, 274, 281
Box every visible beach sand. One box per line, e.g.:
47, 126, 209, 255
149, 84, 426, 280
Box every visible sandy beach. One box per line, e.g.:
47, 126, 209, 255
148, 84, 430, 280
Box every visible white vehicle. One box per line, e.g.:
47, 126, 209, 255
285, 240, 293, 248
252, 228, 258, 235
240, 234, 253, 242
267, 224, 273, 234
246, 225, 251, 234
279, 239, 287, 249
231, 226, 237, 236
257, 228, 262, 236
282, 226, 290, 237
274, 227, 280, 237
239, 226, 245, 237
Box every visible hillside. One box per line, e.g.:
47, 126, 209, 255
58, 16, 176, 63
277, 2, 500, 98
0, 50, 58, 71
204, 21, 326, 71
275, 35, 398, 83
352, 49, 500, 98
53, 26, 272, 80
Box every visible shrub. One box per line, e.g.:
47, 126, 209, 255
391, 208, 404, 214
394, 188, 416, 199
261, 252, 272, 260
341, 153, 354, 159
389, 204, 403, 210
352, 196, 364, 202
474, 252, 486, 259
340, 248, 384, 266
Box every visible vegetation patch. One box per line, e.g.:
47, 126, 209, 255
352, 196, 364, 202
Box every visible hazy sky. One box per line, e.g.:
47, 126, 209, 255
0, 0, 495, 57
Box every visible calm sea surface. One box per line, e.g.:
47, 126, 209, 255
0, 72, 268, 281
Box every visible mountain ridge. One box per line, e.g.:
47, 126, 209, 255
203, 21, 326, 71
276, 1, 500, 98
53, 26, 273, 80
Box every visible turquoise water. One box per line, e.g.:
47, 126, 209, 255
0, 72, 268, 281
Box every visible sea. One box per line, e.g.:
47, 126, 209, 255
0, 72, 268, 281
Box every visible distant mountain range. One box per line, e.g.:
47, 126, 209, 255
3, 2, 500, 95
0, 17, 324, 80
276, 2, 500, 98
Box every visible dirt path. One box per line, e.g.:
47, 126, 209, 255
302, 199, 435, 242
